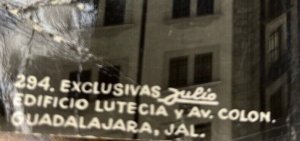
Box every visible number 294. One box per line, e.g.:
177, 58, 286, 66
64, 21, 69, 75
14, 74, 51, 91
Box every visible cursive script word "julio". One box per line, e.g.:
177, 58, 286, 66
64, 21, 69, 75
157, 87, 219, 106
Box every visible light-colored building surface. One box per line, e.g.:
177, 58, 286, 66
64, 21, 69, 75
0, 0, 299, 141
141, 0, 233, 140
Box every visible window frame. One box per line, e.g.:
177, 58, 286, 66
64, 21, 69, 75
171, 0, 216, 19
97, 65, 122, 100
68, 70, 92, 100
194, 52, 213, 84
168, 56, 189, 87
163, 46, 220, 89
197, 0, 215, 16
104, 0, 126, 26
172, 0, 192, 19
193, 123, 212, 141
267, 27, 282, 65
95, 0, 133, 26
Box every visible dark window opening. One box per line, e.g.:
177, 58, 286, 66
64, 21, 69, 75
268, 28, 282, 64
194, 123, 212, 141
268, 27, 285, 81
93, 0, 99, 9
271, 88, 284, 120
270, 87, 287, 126
97, 66, 121, 100
269, 0, 289, 19
104, 0, 126, 26
269, 87, 288, 138
166, 133, 184, 140
68, 70, 92, 100
194, 53, 213, 84
197, 0, 214, 16
169, 56, 188, 87
0, 88, 4, 116
172, 0, 191, 18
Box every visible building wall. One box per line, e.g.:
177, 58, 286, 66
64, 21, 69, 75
141, 0, 233, 140
232, 0, 299, 141
1, 0, 299, 141
264, 0, 298, 140
89, 0, 144, 85
232, 0, 262, 140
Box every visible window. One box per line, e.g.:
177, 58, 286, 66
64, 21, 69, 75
268, 28, 281, 64
197, 0, 214, 16
172, 0, 214, 19
68, 70, 92, 100
172, 0, 191, 18
194, 123, 212, 141
0, 88, 4, 116
270, 88, 285, 121
267, 28, 282, 65
93, 0, 99, 9
194, 53, 213, 84
104, 0, 126, 26
269, 0, 287, 19
165, 129, 184, 140
168, 53, 214, 87
267, 27, 286, 80
99, 66, 121, 84
97, 66, 121, 99
169, 56, 188, 87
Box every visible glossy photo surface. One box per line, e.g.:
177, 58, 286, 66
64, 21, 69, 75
0, 0, 299, 141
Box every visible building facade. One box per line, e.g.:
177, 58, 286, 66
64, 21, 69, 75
141, 0, 233, 140
0, 0, 299, 141
233, 0, 299, 140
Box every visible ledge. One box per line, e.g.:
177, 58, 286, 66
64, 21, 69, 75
164, 14, 221, 28
93, 23, 135, 31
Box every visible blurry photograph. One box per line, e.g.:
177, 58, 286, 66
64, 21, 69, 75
0, 0, 300, 141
